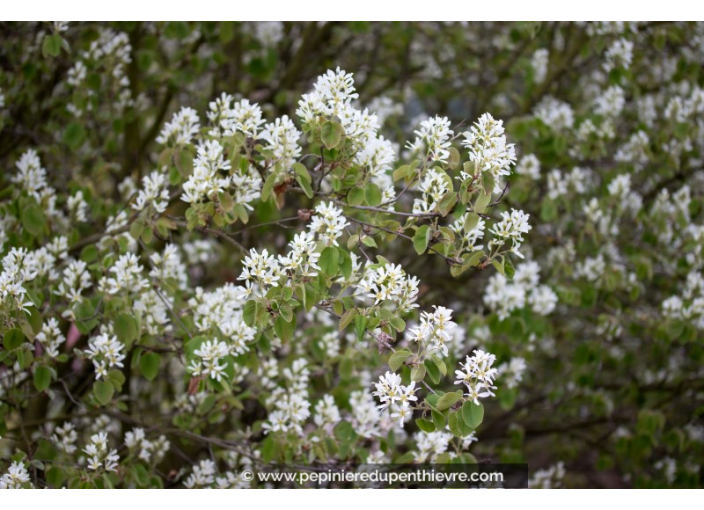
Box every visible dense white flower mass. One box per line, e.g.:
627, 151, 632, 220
132, 170, 170, 214
531, 48, 549, 83
98, 253, 149, 295
85, 333, 126, 379
461, 113, 516, 186
499, 357, 527, 389
489, 208, 532, 259
308, 202, 349, 247
604, 38, 634, 72
125, 427, 170, 463
0, 247, 38, 313
35, 317, 66, 357
218, 97, 266, 138
156, 106, 201, 146
534, 96, 574, 130
406, 116, 454, 164
0, 461, 32, 489
261, 115, 302, 170
413, 168, 451, 213
181, 140, 232, 204
11, 20, 704, 487
408, 306, 458, 358
83, 432, 119, 472
515, 153, 541, 180
188, 339, 230, 381
355, 262, 419, 313
484, 260, 558, 320
594, 85, 626, 117
372, 371, 417, 413
454, 350, 498, 405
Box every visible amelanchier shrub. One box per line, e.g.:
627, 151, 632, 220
0, 21, 703, 489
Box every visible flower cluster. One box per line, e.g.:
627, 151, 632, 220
156, 106, 201, 146
132, 170, 170, 214
187, 339, 230, 382
454, 350, 498, 405
0, 461, 33, 489
98, 253, 149, 295
125, 428, 170, 464
85, 333, 126, 379
372, 371, 418, 427
407, 306, 458, 358
484, 260, 558, 319
413, 168, 451, 214
356, 262, 420, 313
461, 113, 516, 186
488, 208, 532, 259
406, 116, 454, 164
83, 432, 119, 472
308, 202, 349, 247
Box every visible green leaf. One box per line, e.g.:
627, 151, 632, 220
354, 315, 367, 341
80, 245, 99, 263
296, 174, 314, 199
464, 213, 480, 233
392, 163, 414, 181
21, 203, 45, 237
436, 391, 463, 411
218, 191, 234, 212
175, 150, 194, 177
243, 300, 258, 327
439, 192, 458, 217
432, 355, 447, 376
321, 120, 344, 149
462, 400, 484, 429
388, 349, 413, 372
107, 370, 126, 391
93, 381, 114, 406
46, 466, 65, 487
411, 364, 426, 382
274, 314, 296, 343
75, 300, 99, 334
390, 317, 406, 332
339, 249, 353, 279
475, 191, 491, 214
339, 308, 359, 331
319, 246, 339, 276
261, 173, 278, 202
4, 329, 25, 350
347, 187, 365, 206
424, 358, 441, 384
361, 236, 377, 248
139, 352, 161, 381
416, 418, 436, 433
261, 435, 278, 463
114, 313, 139, 346
413, 225, 431, 255
491, 258, 505, 275
365, 183, 383, 206
448, 147, 461, 169
482, 171, 496, 196
334, 420, 357, 443
42, 34, 62, 58
541, 199, 557, 221
34, 366, 51, 391
449, 410, 474, 438
63, 122, 87, 151
504, 256, 515, 280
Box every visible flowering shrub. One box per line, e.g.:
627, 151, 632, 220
1, 21, 703, 489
